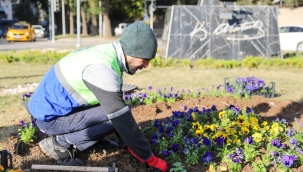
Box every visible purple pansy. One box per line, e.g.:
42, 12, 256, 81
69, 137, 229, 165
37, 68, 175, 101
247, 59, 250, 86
171, 144, 179, 152
203, 137, 211, 147
282, 155, 295, 167
202, 152, 212, 163
272, 138, 281, 148
244, 136, 254, 145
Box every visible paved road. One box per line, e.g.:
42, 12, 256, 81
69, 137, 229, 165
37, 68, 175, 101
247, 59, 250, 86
0, 37, 120, 51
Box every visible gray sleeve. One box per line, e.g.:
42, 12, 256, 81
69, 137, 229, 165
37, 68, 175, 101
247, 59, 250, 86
83, 80, 128, 119
83, 63, 120, 92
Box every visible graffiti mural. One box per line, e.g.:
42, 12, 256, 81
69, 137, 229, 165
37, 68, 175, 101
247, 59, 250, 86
161, 5, 281, 60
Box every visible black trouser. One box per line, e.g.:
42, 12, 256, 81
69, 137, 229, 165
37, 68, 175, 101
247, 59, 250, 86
34, 105, 116, 151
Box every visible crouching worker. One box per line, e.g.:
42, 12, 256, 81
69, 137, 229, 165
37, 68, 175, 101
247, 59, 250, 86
26, 21, 167, 172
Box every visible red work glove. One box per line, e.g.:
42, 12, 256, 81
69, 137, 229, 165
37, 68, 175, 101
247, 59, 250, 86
128, 147, 168, 172
145, 154, 168, 172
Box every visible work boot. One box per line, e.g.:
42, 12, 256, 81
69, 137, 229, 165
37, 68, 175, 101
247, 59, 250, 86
39, 136, 74, 160
93, 138, 118, 154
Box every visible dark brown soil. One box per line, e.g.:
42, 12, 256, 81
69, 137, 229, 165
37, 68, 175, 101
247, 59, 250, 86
3, 96, 303, 172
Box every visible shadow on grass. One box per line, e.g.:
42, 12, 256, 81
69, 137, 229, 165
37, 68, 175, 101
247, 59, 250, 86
0, 74, 44, 80
0, 125, 20, 143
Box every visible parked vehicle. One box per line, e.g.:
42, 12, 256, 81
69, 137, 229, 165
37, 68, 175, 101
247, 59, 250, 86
279, 25, 303, 52
0, 7, 6, 19
6, 23, 36, 42
0, 19, 16, 38
114, 23, 130, 36
32, 25, 45, 38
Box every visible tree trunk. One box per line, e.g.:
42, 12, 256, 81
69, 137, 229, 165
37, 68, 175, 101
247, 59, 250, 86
103, 0, 112, 37
81, 8, 88, 36
91, 14, 98, 36
69, 11, 74, 35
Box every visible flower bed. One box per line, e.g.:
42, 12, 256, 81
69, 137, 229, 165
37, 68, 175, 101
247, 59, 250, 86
141, 104, 303, 172
123, 77, 275, 107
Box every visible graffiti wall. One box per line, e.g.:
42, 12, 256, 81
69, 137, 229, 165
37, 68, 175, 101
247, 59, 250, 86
161, 5, 281, 60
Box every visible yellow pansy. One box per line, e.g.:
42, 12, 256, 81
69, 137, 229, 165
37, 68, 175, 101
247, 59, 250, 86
270, 130, 279, 137
261, 121, 268, 127
199, 125, 204, 132
192, 121, 200, 130
252, 133, 262, 142
220, 166, 228, 171
241, 127, 250, 135
204, 125, 210, 130
195, 129, 203, 136
219, 111, 226, 119
237, 115, 245, 124
212, 132, 226, 141
209, 164, 215, 172
242, 121, 250, 127
270, 127, 280, 136
264, 126, 270, 131
216, 131, 226, 138
210, 124, 217, 131
250, 117, 259, 124
271, 122, 279, 129
0, 166, 4, 171
252, 124, 261, 131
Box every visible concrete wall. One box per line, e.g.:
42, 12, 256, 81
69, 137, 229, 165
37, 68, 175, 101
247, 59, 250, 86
278, 7, 303, 26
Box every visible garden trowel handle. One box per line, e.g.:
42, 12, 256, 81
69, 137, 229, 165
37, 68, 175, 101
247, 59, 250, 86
108, 163, 116, 172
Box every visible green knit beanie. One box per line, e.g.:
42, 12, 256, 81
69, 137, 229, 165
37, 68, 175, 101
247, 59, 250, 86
119, 21, 158, 59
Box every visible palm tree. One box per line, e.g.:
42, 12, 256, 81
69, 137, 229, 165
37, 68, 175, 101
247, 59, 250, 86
67, 0, 76, 35
103, 0, 112, 37
87, 0, 100, 36
80, 1, 89, 35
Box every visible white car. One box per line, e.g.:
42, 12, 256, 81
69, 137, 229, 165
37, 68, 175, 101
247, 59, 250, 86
32, 25, 45, 38
279, 25, 303, 52
114, 23, 130, 36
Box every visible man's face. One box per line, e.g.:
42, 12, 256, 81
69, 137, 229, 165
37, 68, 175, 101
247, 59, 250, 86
125, 55, 151, 75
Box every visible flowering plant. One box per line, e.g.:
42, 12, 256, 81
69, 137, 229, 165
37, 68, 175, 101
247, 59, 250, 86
17, 120, 40, 144
21, 92, 33, 102
124, 93, 142, 105
225, 77, 274, 99
15, 119, 41, 155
